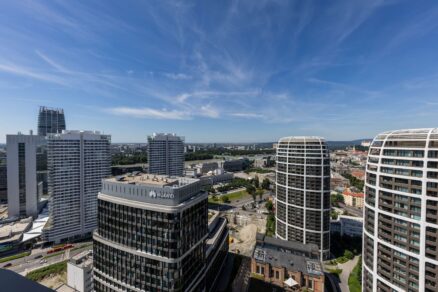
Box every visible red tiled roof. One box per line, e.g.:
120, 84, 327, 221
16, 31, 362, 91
343, 190, 364, 198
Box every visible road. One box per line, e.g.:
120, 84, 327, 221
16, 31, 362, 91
338, 204, 363, 217
3, 242, 93, 275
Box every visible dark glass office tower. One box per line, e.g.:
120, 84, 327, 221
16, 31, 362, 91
93, 174, 208, 292
37, 106, 66, 136
275, 136, 331, 260
0, 151, 6, 202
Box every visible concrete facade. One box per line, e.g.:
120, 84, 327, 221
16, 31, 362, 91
148, 133, 184, 176
43, 131, 111, 243
7, 134, 46, 218
67, 250, 93, 292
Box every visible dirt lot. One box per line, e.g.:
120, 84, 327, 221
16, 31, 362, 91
228, 213, 266, 256
39, 271, 67, 289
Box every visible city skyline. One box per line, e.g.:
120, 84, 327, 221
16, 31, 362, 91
1, 1, 438, 143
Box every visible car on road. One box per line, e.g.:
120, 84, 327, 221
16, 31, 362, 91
3, 263, 12, 268
34, 255, 43, 259
39, 259, 47, 264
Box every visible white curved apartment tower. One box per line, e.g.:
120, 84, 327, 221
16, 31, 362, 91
275, 136, 330, 260
363, 129, 438, 292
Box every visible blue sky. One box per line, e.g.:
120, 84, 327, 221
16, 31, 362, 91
0, 0, 438, 143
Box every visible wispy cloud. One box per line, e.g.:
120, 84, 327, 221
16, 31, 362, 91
230, 112, 265, 119
0, 62, 67, 86
107, 107, 190, 120
162, 72, 192, 80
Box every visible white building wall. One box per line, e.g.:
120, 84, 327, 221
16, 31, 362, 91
7, 134, 43, 218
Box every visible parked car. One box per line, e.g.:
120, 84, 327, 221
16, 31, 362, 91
34, 255, 43, 259
3, 263, 12, 268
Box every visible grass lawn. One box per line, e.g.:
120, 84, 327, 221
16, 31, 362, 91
208, 190, 250, 204
0, 251, 31, 263
43, 251, 64, 259
71, 243, 93, 252
26, 260, 67, 282
227, 190, 249, 201
348, 257, 362, 292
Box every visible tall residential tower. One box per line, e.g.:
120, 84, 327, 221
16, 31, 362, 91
37, 106, 66, 136
363, 129, 438, 292
275, 136, 330, 260
43, 131, 110, 243
148, 133, 184, 176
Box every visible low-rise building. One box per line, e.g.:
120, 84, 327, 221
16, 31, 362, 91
330, 172, 350, 190
331, 215, 363, 237
250, 234, 324, 292
199, 172, 233, 187
350, 169, 365, 181
342, 189, 364, 208
222, 159, 249, 172
0, 217, 32, 255
253, 156, 273, 168
67, 250, 93, 292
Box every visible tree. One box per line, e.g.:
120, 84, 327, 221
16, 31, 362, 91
221, 195, 230, 203
261, 178, 270, 190
344, 250, 354, 260
265, 200, 273, 212
254, 175, 260, 188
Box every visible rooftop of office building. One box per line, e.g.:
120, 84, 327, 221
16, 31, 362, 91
70, 250, 93, 268
106, 173, 197, 187
253, 234, 323, 276
100, 172, 204, 207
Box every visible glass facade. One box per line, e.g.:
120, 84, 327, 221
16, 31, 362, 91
18, 142, 26, 216
37, 106, 66, 136
94, 195, 208, 292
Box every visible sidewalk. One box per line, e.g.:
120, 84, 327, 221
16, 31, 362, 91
338, 255, 360, 292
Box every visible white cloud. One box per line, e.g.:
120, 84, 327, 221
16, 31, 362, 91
107, 107, 190, 120
0, 62, 67, 86
200, 105, 220, 118
230, 112, 264, 119
163, 72, 192, 80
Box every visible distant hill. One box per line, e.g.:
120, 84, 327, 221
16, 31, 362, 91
327, 139, 371, 150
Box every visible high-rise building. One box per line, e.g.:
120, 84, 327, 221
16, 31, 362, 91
37, 106, 66, 136
43, 131, 110, 243
93, 174, 208, 292
0, 150, 7, 203
148, 133, 184, 176
6, 133, 47, 218
275, 136, 330, 260
363, 128, 438, 292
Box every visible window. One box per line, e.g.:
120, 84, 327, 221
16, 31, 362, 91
275, 270, 279, 279
308, 278, 313, 289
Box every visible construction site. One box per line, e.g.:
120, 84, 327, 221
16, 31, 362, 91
224, 211, 267, 256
